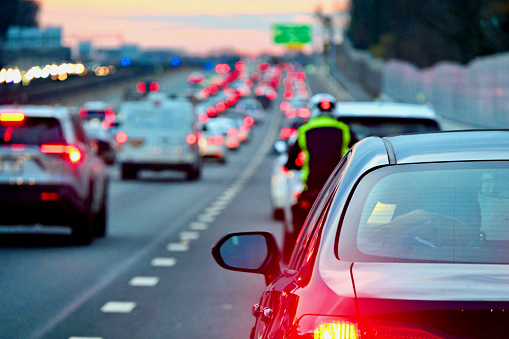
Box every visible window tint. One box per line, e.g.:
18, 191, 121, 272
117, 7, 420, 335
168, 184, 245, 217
0, 118, 64, 145
341, 117, 440, 139
339, 161, 509, 264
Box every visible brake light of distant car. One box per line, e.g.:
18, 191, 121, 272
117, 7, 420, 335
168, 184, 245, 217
227, 128, 239, 138
286, 108, 297, 119
149, 81, 160, 92
283, 90, 294, 100
266, 90, 278, 100
298, 108, 311, 119
292, 316, 443, 339
78, 108, 88, 118
115, 131, 128, 144
280, 101, 290, 111
295, 152, 306, 167
40, 192, 59, 201
208, 135, 225, 146
40, 144, 83, 163
136, 82, 147, 94
280, 127, 296, 139
243, 116, 255, 127
226, 138, 239, 149
104, 108, 115, 122
186, 133, 199, 145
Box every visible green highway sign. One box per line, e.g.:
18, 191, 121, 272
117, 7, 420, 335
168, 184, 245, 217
272, 24, 312, 46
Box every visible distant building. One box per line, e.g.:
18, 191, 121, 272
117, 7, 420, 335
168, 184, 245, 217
2, 26, 71, 69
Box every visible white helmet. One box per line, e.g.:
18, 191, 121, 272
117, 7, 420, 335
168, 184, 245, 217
308, 93, 337, 118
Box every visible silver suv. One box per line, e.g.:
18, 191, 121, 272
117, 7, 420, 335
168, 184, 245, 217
0, 105, 109, 244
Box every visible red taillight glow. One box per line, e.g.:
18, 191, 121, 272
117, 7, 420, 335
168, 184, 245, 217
115, 131, 128, 144
104, 108, 115, 122
0, 112, 25, 123
298, 108, 311, 119
149, 81, 160, 92
136, 82, 147, 94
227, 128, 239, 138
40, 144, 82, 163
4, 127, 13, 142
280, 101, 290, 111
243, 116, 255, 127
280, 127, 296, 139
41, 192, 59, 201
208, 135, 225, 146
79, 108, 88, 118
186, 133, 199, 145
295, 151, 306, 166
286, 108, 297, 119
226, 138, 239, 149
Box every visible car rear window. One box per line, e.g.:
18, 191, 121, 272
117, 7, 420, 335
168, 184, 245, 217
0, 117, 64, 145
339, 161, 509, 264
341, 117, 440, 139
121, 105, 193, 129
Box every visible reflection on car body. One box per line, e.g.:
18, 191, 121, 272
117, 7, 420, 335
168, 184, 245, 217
214, 130, 509, 339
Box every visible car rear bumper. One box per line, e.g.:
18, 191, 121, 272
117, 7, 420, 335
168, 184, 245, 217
0, 184, 86, 226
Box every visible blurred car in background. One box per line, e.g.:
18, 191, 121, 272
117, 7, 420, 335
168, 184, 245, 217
78, 101, 117, 130
235, 98, 265, 124
115, 93, 202, 181
0, 105, 109, 244
214, 130, 509, 339
198, 120, 228, 163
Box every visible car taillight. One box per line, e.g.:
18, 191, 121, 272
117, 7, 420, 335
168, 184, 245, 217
115, 131, 128, 144
292, 316, 444, 339
227, 128, 239, 138
208, 135, 225, 146
280, 127, 296, 139
186, 133, 199, 145
298, 108, 311, 119
226, 138, 239, 149
40, 144, 83, 163
79, 108, 88, 118
243, 115, 255, 127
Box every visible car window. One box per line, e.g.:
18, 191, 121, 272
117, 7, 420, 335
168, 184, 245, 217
340, 117, 440, 139
288, 152, 351, 270
0, 117, 64, 145
339, 161, 509, 264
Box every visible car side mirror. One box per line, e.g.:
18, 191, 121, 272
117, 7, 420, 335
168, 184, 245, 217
212, 231, 281, 285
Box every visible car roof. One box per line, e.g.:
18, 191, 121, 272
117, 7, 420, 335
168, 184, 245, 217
336, 102, 438, 120
369, 130, 509, 164
0, 105, 72, 119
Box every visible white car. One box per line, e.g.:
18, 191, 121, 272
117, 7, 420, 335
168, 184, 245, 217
115, 93, 202, 180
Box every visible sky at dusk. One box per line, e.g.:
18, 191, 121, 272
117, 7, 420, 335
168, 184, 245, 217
38, 0, 349, 55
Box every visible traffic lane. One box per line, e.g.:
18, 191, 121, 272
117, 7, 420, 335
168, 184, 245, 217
0, 140, 262, 339
39, 136, 282, 339
36, 107, 282, 338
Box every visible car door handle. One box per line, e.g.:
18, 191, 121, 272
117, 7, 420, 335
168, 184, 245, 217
252, 304, 261, 317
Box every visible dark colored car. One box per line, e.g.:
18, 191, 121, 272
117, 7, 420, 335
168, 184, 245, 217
213, 130, 509, 339
0, 105, 109, 244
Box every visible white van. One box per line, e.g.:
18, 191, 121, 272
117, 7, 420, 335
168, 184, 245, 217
115, 93, 202, 180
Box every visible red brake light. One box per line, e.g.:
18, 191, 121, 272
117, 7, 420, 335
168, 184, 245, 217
115, 131, 128, 144
104, 108, 115, 122
286, 108, 297, 119
40, 144, 82, 163
186, 133, 198, 145
208, 135, 225, 146
280, 127, 296, 139
243, 116, 254, 127
227, 128, 239, 138
298, 108, 311, 119
136, 82, 147, 94
79, 108, 88, 118
149, 81, 160, 92
226, 138, 239, 149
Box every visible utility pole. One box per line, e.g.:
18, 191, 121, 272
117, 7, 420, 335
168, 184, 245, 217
314, 5, 336, 75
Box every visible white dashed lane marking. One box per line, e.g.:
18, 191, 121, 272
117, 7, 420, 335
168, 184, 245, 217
100, 302, 136, 313
151, 257, 177, 267
129, 277, 160, 287
167, 243, 189, 252
197, 214, 215, 223
180, 231, 200, 241
189, 222, 208, 230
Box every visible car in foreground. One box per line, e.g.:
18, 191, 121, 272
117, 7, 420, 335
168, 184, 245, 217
0, 105, 109, 244
214, 130, 509, 339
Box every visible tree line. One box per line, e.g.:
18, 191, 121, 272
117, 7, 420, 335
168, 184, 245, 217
347, 0, 509, 68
